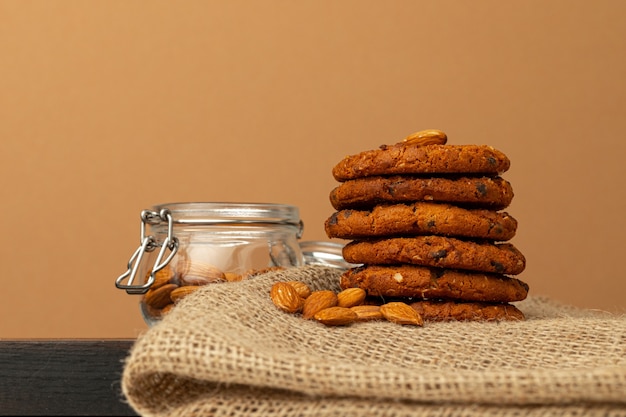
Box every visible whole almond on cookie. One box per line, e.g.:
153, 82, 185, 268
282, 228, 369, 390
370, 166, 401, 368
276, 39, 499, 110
270, 282, 305, 313
337, 287, 366, 308
380, 302, 424, 326
314, 307, 358, 326
402, 129, 447, 146
302, 290, 338, 319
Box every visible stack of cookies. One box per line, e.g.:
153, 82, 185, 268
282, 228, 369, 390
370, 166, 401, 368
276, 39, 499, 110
324, 129, 529, 321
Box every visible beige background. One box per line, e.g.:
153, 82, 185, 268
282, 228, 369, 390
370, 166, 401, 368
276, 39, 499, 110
1, 0, 625, 338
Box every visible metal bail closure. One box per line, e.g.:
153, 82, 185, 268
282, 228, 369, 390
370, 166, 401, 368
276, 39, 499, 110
115, 208, 179, 295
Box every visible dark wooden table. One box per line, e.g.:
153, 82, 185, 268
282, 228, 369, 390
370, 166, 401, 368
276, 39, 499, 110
1, 339, 138, 416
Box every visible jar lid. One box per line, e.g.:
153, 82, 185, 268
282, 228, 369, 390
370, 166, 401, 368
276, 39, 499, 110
152, 202, 302, 227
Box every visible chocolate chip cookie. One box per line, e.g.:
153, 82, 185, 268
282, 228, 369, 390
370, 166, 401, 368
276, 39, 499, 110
409, 299, 525, 321
342, 236, 526, 275
332, 143, 510, 181
329, 175, 514, 210
340, 264, 529, 302
325, 202, 518, 241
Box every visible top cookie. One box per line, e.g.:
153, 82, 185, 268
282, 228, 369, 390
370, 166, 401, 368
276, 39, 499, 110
332, 143, 510, 181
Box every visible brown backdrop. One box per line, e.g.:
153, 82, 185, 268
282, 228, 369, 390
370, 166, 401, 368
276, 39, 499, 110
2, 0, 625, 338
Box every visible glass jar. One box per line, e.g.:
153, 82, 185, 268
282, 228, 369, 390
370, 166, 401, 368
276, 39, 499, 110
299, 240, 360, 270
115, 202, 307, 325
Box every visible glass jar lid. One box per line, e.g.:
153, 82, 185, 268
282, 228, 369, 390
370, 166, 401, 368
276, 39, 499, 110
151, 202, 302, 228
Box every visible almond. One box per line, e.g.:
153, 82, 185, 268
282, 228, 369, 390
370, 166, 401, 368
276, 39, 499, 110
302, 290, 338, 319
270, 282, 304, 313
380, 302, 424, 326
402, 129, 447, 146
350, 305, 383, 321
161, 303, 174, 316
285, 280, 312, 299
337, 287, 366, 308
142, 301, 165, 319
179, 262, 226, 286
144, 283, 178, 309
314, 307, 358, 326
170, 285, 202, 304
224, 272, 243, 282
145, 265, 174, 289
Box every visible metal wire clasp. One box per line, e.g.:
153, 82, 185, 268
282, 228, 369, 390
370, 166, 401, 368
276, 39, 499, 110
115, 208, 179, 294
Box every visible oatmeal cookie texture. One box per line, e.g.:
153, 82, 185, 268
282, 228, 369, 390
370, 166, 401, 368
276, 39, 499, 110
329, 175, 514, 210
340, 264, 529, 302
325, 202, 518, 241
342, 236, 526, 275
332, 143, 511, 181
409, 299, 525, 321
325, 129, 529, 321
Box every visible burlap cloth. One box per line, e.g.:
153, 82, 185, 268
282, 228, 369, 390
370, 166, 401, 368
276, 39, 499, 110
121, 266, 626, 416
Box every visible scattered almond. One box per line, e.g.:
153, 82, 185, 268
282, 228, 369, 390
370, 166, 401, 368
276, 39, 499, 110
267, 281, 427, 328
314, 307, 358, 326
270, 282, 305, 313
285, 281, 312, 299
380, 302, 424, 326
302, 290, 338, 319
337, 287, 366, 308
224, 272, 243, 282
350, 305, 383, 321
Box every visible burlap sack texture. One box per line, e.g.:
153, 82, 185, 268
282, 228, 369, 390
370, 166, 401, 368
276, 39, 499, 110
121, 266, 626, 417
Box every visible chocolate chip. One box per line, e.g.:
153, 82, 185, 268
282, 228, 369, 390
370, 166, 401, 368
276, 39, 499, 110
487, 156, 496, 165
430, 250, 448, 259
476, 182, 487, 196
328, 212, 339, 225
427, 220, 436, 228
387, 180, 404, 196
490, 261, 505, 273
